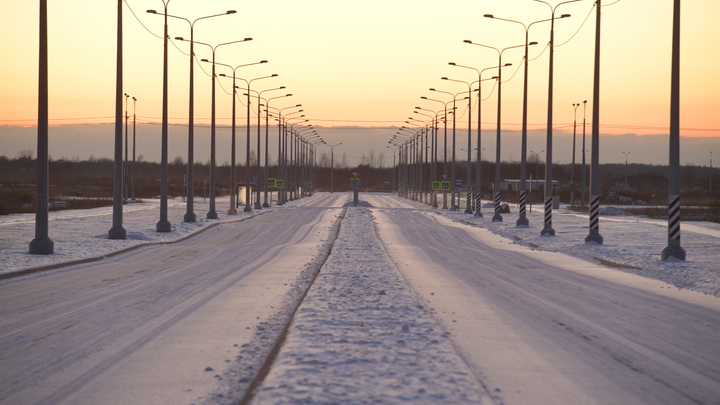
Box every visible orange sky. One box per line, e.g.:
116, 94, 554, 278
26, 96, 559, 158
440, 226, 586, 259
1, 0, 718, 139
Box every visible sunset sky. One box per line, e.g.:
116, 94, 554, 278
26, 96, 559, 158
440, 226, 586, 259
0, 0, 718, 165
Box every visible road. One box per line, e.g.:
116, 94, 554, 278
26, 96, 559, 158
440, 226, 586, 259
0, 193, 346, 405
367, 193, 720, 405
2, 192, 719, 405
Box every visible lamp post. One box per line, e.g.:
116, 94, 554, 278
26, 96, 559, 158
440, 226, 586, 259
132, 97, 137, 201
530, 0, 577, 235
165, 9, 236, 222
449, 62, 507, 217
251, 81, 280, 209
261, 94, 292, 206
483, 16, 548, 226
623, 151, 630, 188
571, 103, 580, 207
191, 38, 252, 220
107, 0, 126, 240
585, 0, 603, 244
441, 77, 473, 213
531, 149, 544, 204
236, 73, 275, 212
147, 1, 172, 232
661, 0, 685, 260
581, 99, 588, 206
214, 60, 268, 215
464, 40, 527, 222
429, 88, 468, 210
275, 104, 302, 204
327, 142, 342, 193
30, 0, 55, 253
124, 93, 129, 202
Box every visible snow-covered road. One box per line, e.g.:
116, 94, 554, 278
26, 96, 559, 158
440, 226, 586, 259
1, 192, 719, 405
369, 194, 720, 405
0, 195, 346, 404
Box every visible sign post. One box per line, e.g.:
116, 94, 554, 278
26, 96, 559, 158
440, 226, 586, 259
351, 171, 360, 206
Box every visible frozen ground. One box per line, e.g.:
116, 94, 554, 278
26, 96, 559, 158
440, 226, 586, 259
1, 192, 719, 404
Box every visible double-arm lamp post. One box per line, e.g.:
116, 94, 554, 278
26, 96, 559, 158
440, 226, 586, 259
162, 9, 237, 223
214, 60, 268, 214
464, 39, 527, 222
449, 62, 506, 217
261, 94, 293, 206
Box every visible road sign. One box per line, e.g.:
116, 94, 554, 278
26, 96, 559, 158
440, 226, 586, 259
351, 171, 360, 178
441, 181, 451, 191
455, 178, 462, 187
399, 183, 405, 189
267, 178, 276, 187
432, 181, 441, 191
275, 179, 284, 189
307, 182, 313, 188
441, 174, 449, 180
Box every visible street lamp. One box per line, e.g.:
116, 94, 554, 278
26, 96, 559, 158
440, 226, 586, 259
442, 76, 473, 213
571, 103, 580, 207
164, 9, 236, 222
107, 0, 125, 240
483, 15, 549, 226
528, 0, 577, 235
261, 93, 292, 207
124, 93, 130, 202
586, 0, 603, 244
30, 0, 55, 252
581, 99, 588, 206
429, 88, 468, 209
449, 62, 507, 217
132, 97, 137, 202
192, 38, 252, 221
464, 39, 527, 222
623, 151, 630, 188
236, 73, 276, 212
214, 59, 268, 214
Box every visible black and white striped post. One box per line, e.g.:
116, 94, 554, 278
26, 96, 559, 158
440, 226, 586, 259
466, 191, 473, 214
450, 192, 457, 211
493, 191, 502, 221
661, 0, 686, 261
585, 0, 603, 244
517, 191, 527, 225
443, 191, 448, 209
541, 195, 555, 236
433, 191, 437, 208
475, 189, 483, 217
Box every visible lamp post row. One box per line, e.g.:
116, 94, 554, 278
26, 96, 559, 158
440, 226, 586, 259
391, 0, 685, 260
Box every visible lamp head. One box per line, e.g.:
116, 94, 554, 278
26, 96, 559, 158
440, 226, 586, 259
146, 10, 157, 14
529, 41, 538, 45
219, 73, 227, 77
463, 39, 472, 44
448, 62, 456, 66
244, 37, 253, 41
201, 58, 209, 62
441, 77, 448, 80
286, 93, 293, 96
175, 36, 184, 41
420, 96, 427, 99
226, 10, 237, 14
260, 60, 268, 63
271, 74, 278, 77
561, 13, 571, 18
484, 14, 494, 18
429, 88, 436, 91
280, 86, 286, 89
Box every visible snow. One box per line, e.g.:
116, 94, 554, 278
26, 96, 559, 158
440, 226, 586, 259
1, 192, 719, 404
249, 207, 488, 404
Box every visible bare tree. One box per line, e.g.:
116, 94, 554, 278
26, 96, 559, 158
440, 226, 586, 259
378, 151, 386, 168
368, 148, 376, 167
249, 149, 257, 166
319, 151, 331, 168
340, 153, 349, 169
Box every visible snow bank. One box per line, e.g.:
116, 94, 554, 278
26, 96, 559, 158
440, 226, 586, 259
250, 207, 488, 405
